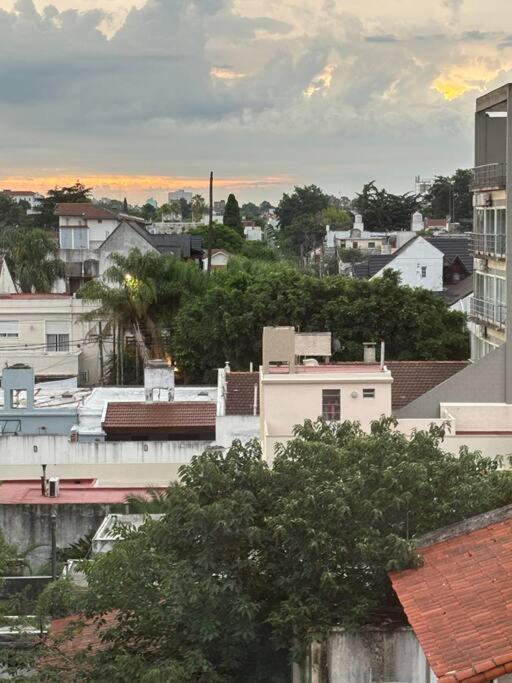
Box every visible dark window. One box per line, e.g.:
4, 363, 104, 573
421, 266, 427, 278
352, 241, 358, 248
363, 388, 375, 398
368, 242, 375, 248
46, 334, 70, 352
322, 389, 340, 421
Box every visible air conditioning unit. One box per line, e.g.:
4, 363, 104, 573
48, 477, 60, 498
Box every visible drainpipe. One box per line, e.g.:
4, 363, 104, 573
50, 508, 57, 581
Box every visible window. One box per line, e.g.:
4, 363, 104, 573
368, 242, 375, 248
59, 227, 88, 249
363, 388, 375, 398
46, 321, 70, 352
352, 242, 358, 248
0, 321, 19, 338
421, 266, 427, 278
322, 389, 340, 421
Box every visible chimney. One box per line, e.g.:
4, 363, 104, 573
363, 342, 376, 364
48, 477, 60, 498
144, 360, 175, 402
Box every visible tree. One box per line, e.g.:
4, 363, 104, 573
179, 198, 192, 220
353, 182, 420, 231
11, 228, 65, 292
173, 264, 469, 382
36, 181, 92, 230
191, 194, 206, 222
141, 203, 157, 221
123, 197, 128, 213
423, 169, 473, 229
241, 202, 261, 219
189, 224, 244, 253
0, 194, 30, 228
223, 194, 243, 235
319, 206, 352, 229
46, 423, 512, 681
77, 249, 206, 362
275, 185, 330, 259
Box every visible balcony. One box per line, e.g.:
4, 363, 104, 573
470, 297, 506, 328
471, 162, 506, 191
470, 233, 506, 258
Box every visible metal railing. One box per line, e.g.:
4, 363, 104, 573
471, 162, 506, 191
470, 232, 507, 258
470, 297, 506, 327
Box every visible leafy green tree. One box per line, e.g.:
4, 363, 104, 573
36, 181, 92, 229
191, 194, 206, 222
223, 194, 243, 235
319, 206, 352, 229
353, 181, 420, 231
241, 241, 277, 261
173, 265, 469, 382
11, 228, 65, 292
179, 198, 192, 220
0, 194, 30, 228
45, 423, 512, 681
189, 224, 244, 253
423, 169, 473, 228
275, 185, 330, 258
241, 202, 261, 219
141, 203, 157, 221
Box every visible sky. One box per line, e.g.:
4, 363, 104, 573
1, 0, 512, 205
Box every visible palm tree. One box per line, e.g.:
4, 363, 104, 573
11, 228, 65, 293
78, 249, 206, 363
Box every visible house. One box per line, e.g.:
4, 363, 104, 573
0, 258, 105, 384
325, 214, 392, 254
352, 235, 472, 292
202, 248, 231, 270
244, 222, 263, 241
259, 327, 393, 460
0, 475, 160, 570
2, 189, 44, 212
390, 504, 512, 683
216, 368, 260, 447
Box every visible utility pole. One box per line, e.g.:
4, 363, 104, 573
207, 171, 213, 273
51, 508, 57, 581
98, 321, 104, 386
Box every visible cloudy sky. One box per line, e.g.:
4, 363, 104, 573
0, 0, 511, 204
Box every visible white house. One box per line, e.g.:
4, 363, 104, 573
55, 203, 121, 251
3, 190, 44, 212
202, 249, 231, 270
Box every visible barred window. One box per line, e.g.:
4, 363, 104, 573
322, 389, 340, 421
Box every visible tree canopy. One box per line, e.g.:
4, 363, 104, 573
4, 227, 65, 293
275, 185, 329, 258
36, 181, 92, 230
223, 194, 243, 235
353, 182, 420, 231
172, 263, 469, 383
423, 169, 473, 229
44, 422, 512, 681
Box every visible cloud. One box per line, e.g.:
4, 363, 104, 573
2, 0, 512, 201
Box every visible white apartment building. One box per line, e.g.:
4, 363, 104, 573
168, 189, 193, 203
468, 86, 509, 361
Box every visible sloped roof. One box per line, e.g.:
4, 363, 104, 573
102, 401, 215, 432
352, 254, 395, 278
440, 277, 474, 306
390, 505, 512, 683
225, 372, 259, 415
55, 203, 118, 220
426, 237, 473, 273
387, 361, 469, 410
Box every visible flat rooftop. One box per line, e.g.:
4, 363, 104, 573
0, 479, 160, 505
266, 363, 385, 374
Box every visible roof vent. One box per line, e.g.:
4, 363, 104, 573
363, 342, 376, 364
48, 477, 60, 498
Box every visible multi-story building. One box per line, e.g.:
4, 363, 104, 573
469, 85, 509, 361
2, 189, 44, 213
168, 189, 193, 203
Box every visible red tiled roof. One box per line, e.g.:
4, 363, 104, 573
0, 479, 159, 505
390, 510, 512, 683
225, 372, 259, 416
102, 401, 216, 432
55, 202, 118, 220
387, 361, 468, 410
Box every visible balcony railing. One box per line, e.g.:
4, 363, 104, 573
470, 233, 507, 258
471, 162, 507, 191
470, 297, 506, 328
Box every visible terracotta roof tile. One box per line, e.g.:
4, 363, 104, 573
102, 401, 216, 432
387, 361, 468, 410
390, 512, 512, 683
225, 372, 259, 416
55, 202, 118, 220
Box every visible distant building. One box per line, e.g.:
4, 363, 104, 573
202, 248, 232, 270
2, 189, 44, 213
213, 200, 225, 213
145, 197, 158, 209
414, 175, 432, 196
168, 189, 193, 203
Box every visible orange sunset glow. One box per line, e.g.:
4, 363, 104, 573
0, 174, 293, 201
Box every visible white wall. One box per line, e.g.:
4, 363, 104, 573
87, 218, 119, 247
372, 237, 443, 291
216, 415, 259, 447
